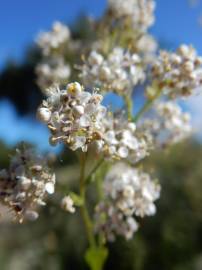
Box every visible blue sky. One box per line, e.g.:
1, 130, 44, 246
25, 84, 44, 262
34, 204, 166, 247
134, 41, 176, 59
0, 0, 202, 150
0, 0, 106, 68
0, 0, 202, 67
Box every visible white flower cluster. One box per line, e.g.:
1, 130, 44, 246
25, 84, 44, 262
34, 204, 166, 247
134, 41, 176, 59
94, 163, 160, 241
79, 48, 145, 96
139, 101, 192, 147
155, 101, 192, 144
0, 145, 55, 223
37, 82, 107, 152
100, 114, 149, 162
108, 0, 155, 32
36, 22, 72, 90
36, 58, 71, 91
36, 21, 70, 56
151, 45, 202, 98
38, 82, 150, 162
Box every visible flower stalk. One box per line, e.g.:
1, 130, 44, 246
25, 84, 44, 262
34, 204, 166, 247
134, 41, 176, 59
133, 87, 162, 122
124, 94, 133, 121
79, 152, 96, 248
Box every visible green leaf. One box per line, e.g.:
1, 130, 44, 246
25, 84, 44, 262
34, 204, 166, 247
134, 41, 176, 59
85, 246, 108, 270
69, 192, 84, 206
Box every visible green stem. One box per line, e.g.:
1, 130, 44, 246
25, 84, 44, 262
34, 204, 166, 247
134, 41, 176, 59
96, 173, 105, 247
85, 158, 105, 184
79, 152, 96, 248
133, 88, 162, 123
133, 98, 155, 123
124, 94, 133, 121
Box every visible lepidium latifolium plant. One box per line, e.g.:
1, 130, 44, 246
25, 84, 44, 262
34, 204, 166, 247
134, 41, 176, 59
1, 1, 202, 269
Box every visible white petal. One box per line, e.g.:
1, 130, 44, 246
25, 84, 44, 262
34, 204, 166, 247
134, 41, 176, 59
118, 146, 129, 158
104, 131, 118, 144
45, 182, 55, 194
79, 115, 91, 127
25, 210, 39, 221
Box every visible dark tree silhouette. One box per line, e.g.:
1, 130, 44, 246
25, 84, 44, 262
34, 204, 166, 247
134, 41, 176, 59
0, 47, 43, 115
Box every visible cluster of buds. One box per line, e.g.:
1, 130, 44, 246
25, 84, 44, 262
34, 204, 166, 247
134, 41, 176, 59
37, 81, 150, 163
36, 22, 72, 91
37, 82, 107, 152
99, 113, 150, 163
139, 101, 192, 147
108, 0, 156, 32
94, 163, 160, 241
151, 45, 202, 98
95, 202, 139, 241
36, 58, 71, 91
79, 48, 145, 96
0, 145, 55, 223
155, 101, 192, 145
36, 21, 70, 56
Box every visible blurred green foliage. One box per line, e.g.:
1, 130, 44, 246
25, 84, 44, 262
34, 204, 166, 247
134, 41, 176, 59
0, 140, 202, 270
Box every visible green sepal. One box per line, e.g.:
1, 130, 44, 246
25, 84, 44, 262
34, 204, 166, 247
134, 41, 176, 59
69, 192, 84, 207
85, 246, 108, 270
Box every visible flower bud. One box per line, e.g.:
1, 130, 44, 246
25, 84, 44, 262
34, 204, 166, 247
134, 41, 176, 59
183, 61, 194, 72
37, 107, 51, 123
73, 105, 84, 116
61, 196, 75, 213
88, 51, 103, 65
67, 82, 82, 95
128, 123, 136, 132
25, 210, 39, 221
100, 66, 111, 80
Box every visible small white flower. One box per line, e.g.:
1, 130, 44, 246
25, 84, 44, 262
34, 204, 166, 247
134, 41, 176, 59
24, 210, 39, 221
61, 196, 75, 213
118, 147, 129, 158
127, 122, 136, 132
104, 131, 118, 145
45, 182, 55, 194
73, 105, 84, 116
37, 107, 51, 123
88, 51, 104, 65
121, 130, 139, 150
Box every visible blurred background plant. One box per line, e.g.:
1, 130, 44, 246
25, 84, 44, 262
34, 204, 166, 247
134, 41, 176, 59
0, 1, 202, 269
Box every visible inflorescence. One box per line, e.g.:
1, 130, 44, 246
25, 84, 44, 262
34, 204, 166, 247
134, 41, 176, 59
0, 0, 201, 251
0, 145, 55, 223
